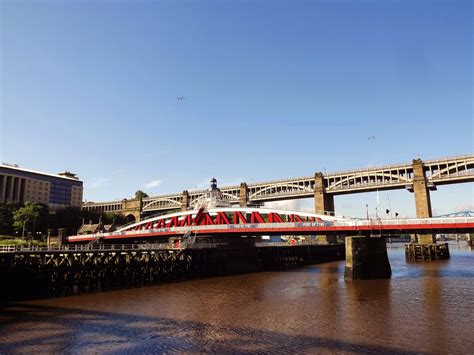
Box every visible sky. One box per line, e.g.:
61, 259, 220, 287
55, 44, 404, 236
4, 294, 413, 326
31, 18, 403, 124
1, 0, 473, 218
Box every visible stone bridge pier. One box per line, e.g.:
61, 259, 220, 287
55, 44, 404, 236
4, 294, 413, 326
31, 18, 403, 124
239, 183, 249, 207
181, 190, 190, 211
314, 172, 337, 244
121, 199, 142, 223
411, 159, 435, 245
344, 236, 392, 280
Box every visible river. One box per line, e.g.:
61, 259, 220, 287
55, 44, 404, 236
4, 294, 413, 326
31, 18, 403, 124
0, 243, 473, 354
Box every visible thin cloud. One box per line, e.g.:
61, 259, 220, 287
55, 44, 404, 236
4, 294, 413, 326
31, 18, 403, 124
454, 203, 474, 212
145, 179, 162, 189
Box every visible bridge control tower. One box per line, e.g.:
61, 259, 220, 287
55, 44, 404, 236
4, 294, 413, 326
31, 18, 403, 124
193, 178, 232, 210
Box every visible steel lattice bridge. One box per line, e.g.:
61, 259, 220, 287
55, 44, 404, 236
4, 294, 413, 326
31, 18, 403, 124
68, 207, 474, 243
82, 154, 474, 216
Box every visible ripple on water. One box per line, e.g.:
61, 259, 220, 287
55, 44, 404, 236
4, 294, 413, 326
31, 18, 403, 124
0, 248, 473, 353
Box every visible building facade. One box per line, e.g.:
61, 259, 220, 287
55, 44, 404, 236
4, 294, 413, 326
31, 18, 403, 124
0, 164, 83, 211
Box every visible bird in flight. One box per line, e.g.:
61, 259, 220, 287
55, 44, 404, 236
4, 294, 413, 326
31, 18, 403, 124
177, 97, 185, 101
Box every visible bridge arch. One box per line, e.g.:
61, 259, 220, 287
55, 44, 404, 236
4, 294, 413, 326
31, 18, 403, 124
250, 183, 313, 199
142, 198, 182, 211
429, 160, 474, 180
327, 172, 409, 191
125, 214, 136, 223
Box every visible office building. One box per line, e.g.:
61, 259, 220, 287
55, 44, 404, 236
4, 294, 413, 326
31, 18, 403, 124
0, 163, 83, 211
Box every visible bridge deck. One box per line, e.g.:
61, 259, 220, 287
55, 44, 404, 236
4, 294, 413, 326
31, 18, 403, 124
81, 154, 474, 213
68, 217, 474, 243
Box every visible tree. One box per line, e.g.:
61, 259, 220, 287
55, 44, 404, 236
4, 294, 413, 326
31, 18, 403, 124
102, 212, 127, 226
0, 202, 18, 236
135, 190, 149, 200
13, 202, 42, 239
54, 206, 83, 235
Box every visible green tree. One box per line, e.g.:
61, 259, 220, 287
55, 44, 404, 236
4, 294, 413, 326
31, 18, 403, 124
54, 206, 83, 235
53, 208, 128, 235
102, 212, 127, 226
0, 202, 18, 236
135, 190, 149, 200
13, 202, 42, 239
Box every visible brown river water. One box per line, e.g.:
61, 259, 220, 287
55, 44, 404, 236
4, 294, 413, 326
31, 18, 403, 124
0, 244, 473, 354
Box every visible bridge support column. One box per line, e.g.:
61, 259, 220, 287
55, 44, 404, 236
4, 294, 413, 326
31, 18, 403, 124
314, 173, 336, 244
181, 190, 190, 211
239, 183, 248, 207
315, 235, 338, 244
412, 159, 435, 244
121, 198, 142, 222
344, 236, 391, 280
467, 234, 473, 247
314, 172, 334, 215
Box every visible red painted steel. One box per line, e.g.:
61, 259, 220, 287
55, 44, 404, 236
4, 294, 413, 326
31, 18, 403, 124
67, 208, 474, 242
68, 222, 474, 242
123, 210, 323, 232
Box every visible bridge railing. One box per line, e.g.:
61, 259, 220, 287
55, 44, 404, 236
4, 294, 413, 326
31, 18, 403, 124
353, 217, 474, 227
256, 240, 321, 247
0, 243, 173, 253
67, 217, 474, 242
0, 242, 235, 253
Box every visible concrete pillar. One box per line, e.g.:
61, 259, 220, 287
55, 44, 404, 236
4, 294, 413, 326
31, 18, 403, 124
315, 235, 338, 244
412, 159, 435, 244
344, 236, 392, 280
467, 234, 473, 247
314, 173, 336, 244
7, 176, 14, 202
19, 178, 25, 203
181, 190, 190, 211
314, 172, 334, 215
239, 183, 248, 207
15, 178, 21, 203
135, 211, 141, 222
0, 175, 6, 203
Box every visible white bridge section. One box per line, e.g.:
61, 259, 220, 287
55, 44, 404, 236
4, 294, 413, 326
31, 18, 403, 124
68, 216, 474, 243
115, 207, 348, 233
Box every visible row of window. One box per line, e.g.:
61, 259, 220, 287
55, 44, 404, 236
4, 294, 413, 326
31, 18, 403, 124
0, 169, 82, 188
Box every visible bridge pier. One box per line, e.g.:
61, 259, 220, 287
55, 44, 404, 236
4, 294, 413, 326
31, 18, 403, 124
344, 236, 392, 280
122, 199, 142, 222
467, 234, 473, 247
314, 172, 336, 244
239, 183, 248, 207
314, 172, 334, 215
181, 190, 190, 211
315, 235, 338, 244
412, 159, 435, 244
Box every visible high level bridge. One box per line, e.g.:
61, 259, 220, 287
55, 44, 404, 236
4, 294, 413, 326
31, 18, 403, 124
83, 154, 474, 223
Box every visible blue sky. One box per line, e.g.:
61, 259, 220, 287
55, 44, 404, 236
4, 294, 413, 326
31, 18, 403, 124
1, 0, 472, 217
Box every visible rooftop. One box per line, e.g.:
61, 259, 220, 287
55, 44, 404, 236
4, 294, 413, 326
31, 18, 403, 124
0, 163, 82, 182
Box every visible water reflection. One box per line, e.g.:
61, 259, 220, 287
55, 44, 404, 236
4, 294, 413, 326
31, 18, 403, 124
0, 248, 473, 353
420, 262, 447, 353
